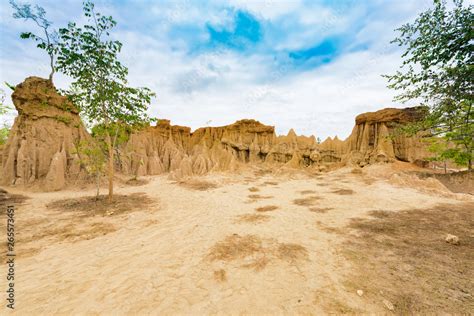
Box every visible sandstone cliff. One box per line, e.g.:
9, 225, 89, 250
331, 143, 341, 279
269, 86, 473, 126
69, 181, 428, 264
0, 77, 430, 189
119, 119, 274, 180
344, 107, 429, 166
119, 107, 429, 179
0, 77, 89, 190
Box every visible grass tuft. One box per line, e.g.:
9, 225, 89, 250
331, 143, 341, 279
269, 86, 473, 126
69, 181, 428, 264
235, 213, 270, 224
331, 189, 354, 195
293, 196, 321, 206
256, 205, 278, 212
178, 179, 218, 191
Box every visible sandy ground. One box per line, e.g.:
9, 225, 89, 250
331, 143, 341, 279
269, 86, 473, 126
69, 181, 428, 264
0, 164, 472, 315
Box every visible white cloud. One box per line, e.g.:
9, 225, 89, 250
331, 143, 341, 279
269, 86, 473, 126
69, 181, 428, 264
118, 45, 415, 140
0, 0, 438, 140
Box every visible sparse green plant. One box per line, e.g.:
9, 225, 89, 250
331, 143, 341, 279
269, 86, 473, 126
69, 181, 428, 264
0, 89, 14, 145
4, 82, 15, 91
74, 139, 106, 199
60, 101, 74, 112
54, 115, 72, 125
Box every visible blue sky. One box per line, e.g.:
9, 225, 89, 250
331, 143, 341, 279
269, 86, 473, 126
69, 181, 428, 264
1, 0, 466, 138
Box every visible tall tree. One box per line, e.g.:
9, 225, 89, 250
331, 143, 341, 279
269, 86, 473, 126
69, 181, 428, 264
56, 1, 155, 201
10, 0, 58, 82
385, 0, 473, 169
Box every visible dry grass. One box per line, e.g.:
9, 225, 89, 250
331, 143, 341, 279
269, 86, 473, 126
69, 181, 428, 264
21, 222, 116, 244
178, 179, 218, 191
242, 255, 270, 271
213, 269, 227, 282
293, 196, 321, 206
331, 189, 354, 195
313, 289, 361, 314
362, 178, 376, 185
342, 202, 474, 314
256, 205, 278, 212
248, 187, 260, 192
299, 190, 317, 195
235, 213, 270, 224
208, 234, 263, 261
208, 234, 309, 271
125, 177, 149, 186
308, 207, 333, 213
244, 176, 257, 183
276, 243, 309, 263
0, 189, 29, 213
143, 219, 160, 227
4, 192, 155, 259
350, 169, 377, 186
254, 169, 272, 177
0, 221, 117, 259
47, 193, 156, 217
263, 181, 279, 186
248, 194, 273, 200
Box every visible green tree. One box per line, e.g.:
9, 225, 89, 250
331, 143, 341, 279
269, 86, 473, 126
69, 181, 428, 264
10, 0, 58, 82
56, 1, 155, 201
91, 121, 134, 174
385, 0, 473, 170
74, 139, 106, 199
0, 89, 14, 146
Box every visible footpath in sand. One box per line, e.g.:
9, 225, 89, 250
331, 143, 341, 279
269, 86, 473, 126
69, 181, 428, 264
1, 164, 473, 314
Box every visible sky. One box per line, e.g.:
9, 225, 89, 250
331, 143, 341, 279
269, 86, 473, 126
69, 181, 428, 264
0, 0, 467, 139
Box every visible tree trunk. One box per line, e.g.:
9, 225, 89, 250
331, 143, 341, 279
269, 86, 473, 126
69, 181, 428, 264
49, 54, 54, 83
96, 171, 100, 200
108, 145, 114, 202
105, 132, 114, 203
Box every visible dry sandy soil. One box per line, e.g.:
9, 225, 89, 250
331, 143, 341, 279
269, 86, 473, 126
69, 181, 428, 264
0, 163, 473, 315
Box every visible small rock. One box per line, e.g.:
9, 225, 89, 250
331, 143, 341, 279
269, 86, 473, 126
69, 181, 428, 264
445, 234, 460, 245
106, 211, 114, 216
383, 299, 394, 311
357, 290, 364, 297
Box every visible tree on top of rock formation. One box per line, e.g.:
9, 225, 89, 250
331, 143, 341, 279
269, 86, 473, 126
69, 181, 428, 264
385, 0, 473, 170
10, 0, 58, 82
55, 0, 155, 201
